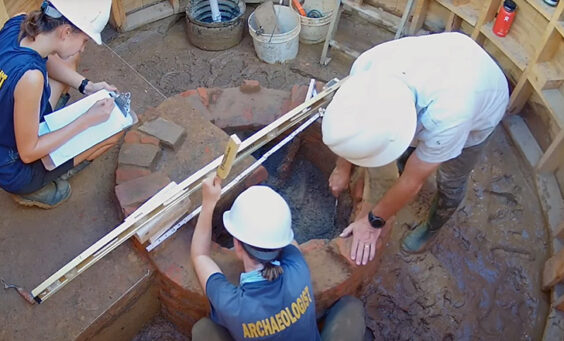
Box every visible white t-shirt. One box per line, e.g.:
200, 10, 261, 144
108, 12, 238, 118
350, 32, 509, 164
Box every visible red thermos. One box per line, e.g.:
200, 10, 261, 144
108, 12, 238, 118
493, 0, 517, 37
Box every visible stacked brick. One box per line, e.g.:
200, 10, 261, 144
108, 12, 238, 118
114, 118, 186, 218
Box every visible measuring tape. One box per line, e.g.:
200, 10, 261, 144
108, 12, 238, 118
147, 112, 322, 252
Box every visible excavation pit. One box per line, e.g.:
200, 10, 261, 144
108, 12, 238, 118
213, 126, 354, 248
113, 86, 395, 337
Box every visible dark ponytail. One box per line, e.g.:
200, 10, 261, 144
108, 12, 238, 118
19, 7, 78, 41
260, 261, 284, 281
241, 242, 284, 281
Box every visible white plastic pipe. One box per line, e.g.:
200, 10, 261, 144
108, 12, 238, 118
209, 0, 222, 22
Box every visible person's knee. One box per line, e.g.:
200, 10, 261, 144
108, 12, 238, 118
337, 296, 364, 317
192, 318, 207, 335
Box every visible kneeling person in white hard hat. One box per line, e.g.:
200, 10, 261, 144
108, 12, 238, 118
322, 32, 509, 261
0, 0, 120, 209
191, 177, 366, 341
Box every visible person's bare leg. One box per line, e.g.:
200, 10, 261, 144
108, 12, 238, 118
48, 54, 81, 108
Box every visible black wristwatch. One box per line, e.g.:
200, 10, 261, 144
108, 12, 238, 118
368, 212, 386, 229
78, 78, 90, 94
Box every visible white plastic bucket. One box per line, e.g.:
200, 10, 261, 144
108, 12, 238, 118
248, 5, 301, 64
290, 0, 334, 44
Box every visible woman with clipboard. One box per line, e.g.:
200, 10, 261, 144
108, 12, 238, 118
0, 0, 122, 208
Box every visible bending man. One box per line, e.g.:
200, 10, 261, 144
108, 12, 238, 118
322, 32, 509, 263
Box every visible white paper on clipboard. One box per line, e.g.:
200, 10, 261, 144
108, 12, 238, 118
40, 89, 137, 169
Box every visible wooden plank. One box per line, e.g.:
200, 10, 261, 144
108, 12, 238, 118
409, 0, 429, 35
502, 114, 543, 167
111, 0, 127, 31
508, 77, 534, 115
435, 0, 482, 26
121, 0, 174, 32
532, 62, 564, 90
536, 127, 564, 173
342, 0, 401, 33
4, 0, 40, 15
134, 196, 191, 243
329, 40, 361, 59
471, 0, 501, 39
527, 0, 557, 21
445, 11, 462, 31
541, 88, 564, 127
0, 0, 9, 27
480, 21, 529, 70
543, 248, 564, 290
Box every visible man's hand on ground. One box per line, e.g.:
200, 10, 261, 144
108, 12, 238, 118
340, 217, 380, 266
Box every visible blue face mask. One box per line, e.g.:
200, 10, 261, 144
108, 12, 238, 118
240, 260, 281, 285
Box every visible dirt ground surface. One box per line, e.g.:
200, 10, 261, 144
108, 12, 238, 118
0, 6, 552, 341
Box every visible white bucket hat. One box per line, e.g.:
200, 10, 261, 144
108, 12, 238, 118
48, 0, 111, 45
322, 73, 417, 167
223, 186, 294, 258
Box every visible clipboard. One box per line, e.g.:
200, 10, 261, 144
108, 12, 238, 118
39, 90, 138, 171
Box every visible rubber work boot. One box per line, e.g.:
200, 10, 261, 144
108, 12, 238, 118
59, 160, 91, 181
12, 179, 71, 209
54, 93, 71, 111
400, 222, 440, 254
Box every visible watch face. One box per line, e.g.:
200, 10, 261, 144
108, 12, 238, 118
368, 212, 385, 228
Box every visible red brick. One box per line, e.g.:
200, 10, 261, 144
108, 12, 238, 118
197, 88, 209, 107
124, 130, 142, 144
141, 106, 161, 121
240, 80, 261, 94
244, 166, 268, 188
139, 134, 160, 146
115, 165, 151, 185
115, 172, 170, 208
335, 237, 356, 267
118, 143, 161, 169
122, 204, 139, 217
299, 239, 327, 254
209, 88, 223, 104
289, 85, 309, 110
138, 117, 186, 150
180, 89, 197, 97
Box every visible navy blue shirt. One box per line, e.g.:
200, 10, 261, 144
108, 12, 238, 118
0, 15, 52, 192
206, 245, 321, 341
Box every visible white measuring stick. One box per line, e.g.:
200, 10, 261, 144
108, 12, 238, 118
147, 112, 321, 252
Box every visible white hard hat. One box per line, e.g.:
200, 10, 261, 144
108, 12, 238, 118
49, 0, 111, 45
223, 186, 294, 250
322, 73, 417, 167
